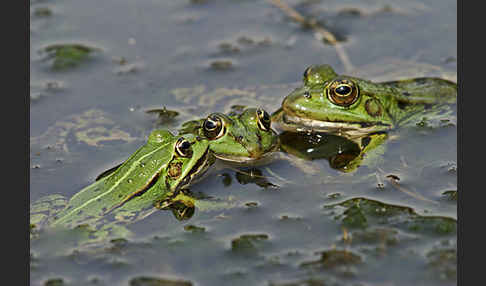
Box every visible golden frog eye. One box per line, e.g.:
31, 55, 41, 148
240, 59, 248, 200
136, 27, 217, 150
327, 78, 359, 107
175, 138, 193, 158
256, 108, 271, 131
203, 114, 225, 140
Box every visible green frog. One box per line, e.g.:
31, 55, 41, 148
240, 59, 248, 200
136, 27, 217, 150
31, 107, 282, 242
31, 130, 215, 241
273, 64, 456, 135
94, 107, 281, 195
178, 107, 280, 164
272, 64, 457, 172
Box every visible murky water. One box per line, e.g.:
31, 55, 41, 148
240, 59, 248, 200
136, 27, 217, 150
30, 0, 456, 285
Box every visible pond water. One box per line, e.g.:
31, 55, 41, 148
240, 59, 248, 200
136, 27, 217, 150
30, 0, 457, 285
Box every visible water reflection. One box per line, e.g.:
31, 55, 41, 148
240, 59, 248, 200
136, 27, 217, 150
278, 131, 387, 172
234, 168, 278, 189
166, 200, 195, 221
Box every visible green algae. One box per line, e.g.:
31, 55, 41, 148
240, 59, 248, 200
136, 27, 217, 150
231, 234, 269, 255
42, 44, 101, 71
326, 197, 456, 235
301, 249, 362, 269
184, 225, 206, 233
145, 108, 180, 125
129, 276, 192, 286
44, 278, 65, 286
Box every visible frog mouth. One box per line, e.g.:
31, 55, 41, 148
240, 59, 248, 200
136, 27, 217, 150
281, 114, 391, 137
213, 150, 277, 164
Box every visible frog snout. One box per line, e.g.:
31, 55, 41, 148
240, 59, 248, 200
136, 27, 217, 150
281, 91, 306, 115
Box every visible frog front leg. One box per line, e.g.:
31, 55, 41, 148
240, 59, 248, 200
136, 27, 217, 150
342, 132, 388, 172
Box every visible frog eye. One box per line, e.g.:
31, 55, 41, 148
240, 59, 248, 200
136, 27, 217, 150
203, 114, 225, 140
175, 138, 193, 157
327, 78, 359, 107
256, 108, 271, 131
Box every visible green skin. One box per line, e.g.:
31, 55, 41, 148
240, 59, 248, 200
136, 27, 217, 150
272, 65, 457, 172
31, 107, 280, 239
272, 64, 457, 137
178, 107, 280, 163
48, 130, 215, 229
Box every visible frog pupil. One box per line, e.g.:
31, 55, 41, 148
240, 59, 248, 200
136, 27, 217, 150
180, 140, 191, 151
262, 111, 270, 122
257, 109, 271, 130
204, 119, 217, 130
257, 109, 269, 121
335, 85, 351, 96
176, 139, 192, 157
203, 115, 224, 139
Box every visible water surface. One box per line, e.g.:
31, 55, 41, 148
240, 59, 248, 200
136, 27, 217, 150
30, 1, 457, 285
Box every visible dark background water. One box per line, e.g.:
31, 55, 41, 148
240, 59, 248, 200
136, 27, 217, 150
30, 1, 456, 285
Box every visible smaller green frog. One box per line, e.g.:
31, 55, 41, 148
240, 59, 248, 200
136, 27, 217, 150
179, 107, 280, 163
31, 130, 215, 240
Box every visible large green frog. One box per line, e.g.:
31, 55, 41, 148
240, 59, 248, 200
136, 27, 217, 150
272, 64, 457, 136
178, 107, 280, 164
31, 130, 215, 239
272, 64, 457, 172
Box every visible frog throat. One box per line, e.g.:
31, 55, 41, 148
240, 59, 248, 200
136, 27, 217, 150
212, 145, 278, 163
280, 112, 392, 137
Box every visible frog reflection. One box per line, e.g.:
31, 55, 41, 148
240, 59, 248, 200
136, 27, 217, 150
278, 131, 387, 173
157, 194, 196, 221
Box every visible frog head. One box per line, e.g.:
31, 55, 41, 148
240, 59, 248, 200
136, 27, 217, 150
276, 65, 395, 137
198, 107, 279, 163
163, 133, 215, 192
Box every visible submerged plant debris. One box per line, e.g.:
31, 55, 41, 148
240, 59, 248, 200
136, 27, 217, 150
129, 276, 193, 286
145, 107, 180, 125
40, 43, 101, 70
231, 234, 270, 255
326, 197, 457, 234
301, 249, 362, 268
